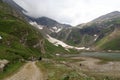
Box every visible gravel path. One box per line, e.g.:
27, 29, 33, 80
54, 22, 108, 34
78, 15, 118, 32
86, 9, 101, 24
4, 61, 43, 80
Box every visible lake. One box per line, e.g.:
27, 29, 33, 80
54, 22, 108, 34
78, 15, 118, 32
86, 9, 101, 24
63, 52, 120, 61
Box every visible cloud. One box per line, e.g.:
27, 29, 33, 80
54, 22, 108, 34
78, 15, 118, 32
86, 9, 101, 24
13, 0, 120, 26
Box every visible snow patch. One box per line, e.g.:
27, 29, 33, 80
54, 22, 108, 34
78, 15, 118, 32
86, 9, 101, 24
47, 34, 89, 50
29, 21, 43, 29
55, 28, 62, 33
52, 26, 57, 30
51, 26, 62, 33
94, 34, 97, 37
94, 34, 98, 41
47, 34, 72, 48
56, 53, 60, 56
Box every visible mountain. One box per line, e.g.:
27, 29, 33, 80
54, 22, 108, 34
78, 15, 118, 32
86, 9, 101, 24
2, 0, 28, 21
4, 0, 120, 52
0, 0, 69, 63
0, 0, 43, 61
91, 11, 120, 24
84, 11, 120, 51
28, 9, 120, 51
3, 0, 26, 12
28, 10, 120, 51
5, 1, 73, 35
95, 27, 120, 51
28, 16, 72, 34
50, 11, 120, 51
28, 17, 71, 28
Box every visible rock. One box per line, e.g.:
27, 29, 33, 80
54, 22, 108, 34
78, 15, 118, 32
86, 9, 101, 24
0, 36, 2, 40
0, 59, 9, 64
0, 59, 9, 71
56, 53, 60, 56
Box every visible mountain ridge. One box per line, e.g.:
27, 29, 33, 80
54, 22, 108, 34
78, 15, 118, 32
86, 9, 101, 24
0, 0, 70, 63
3, 0, 120, 51
49, 11, 120, 51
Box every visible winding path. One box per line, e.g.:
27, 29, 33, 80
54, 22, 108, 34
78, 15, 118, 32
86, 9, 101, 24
4, 61, 43, 80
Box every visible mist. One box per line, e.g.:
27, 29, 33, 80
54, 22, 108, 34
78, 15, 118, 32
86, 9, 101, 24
13, 0, 120, 26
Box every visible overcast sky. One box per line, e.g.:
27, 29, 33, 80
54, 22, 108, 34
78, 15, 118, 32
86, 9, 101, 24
13, 0, 120, 26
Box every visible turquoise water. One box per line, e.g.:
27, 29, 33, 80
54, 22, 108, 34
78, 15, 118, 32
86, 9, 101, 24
64, 52, 120, 61
80, 52, 120, 61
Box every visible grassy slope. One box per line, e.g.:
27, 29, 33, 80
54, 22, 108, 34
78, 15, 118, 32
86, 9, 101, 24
0, 1, 69, 60
0, 1, 43, 79
0, 1, 70, 79
95, 28, 120, 50
0, 1, 44, 61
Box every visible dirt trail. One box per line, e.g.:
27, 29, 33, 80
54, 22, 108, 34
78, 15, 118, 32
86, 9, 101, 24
4, 61, 43, 80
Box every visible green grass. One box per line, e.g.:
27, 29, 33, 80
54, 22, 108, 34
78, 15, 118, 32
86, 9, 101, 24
36, 56, 95, 80
101, 37, 120, 50
43, 40, 69, 57
0, 1, 86, 79
37, 61, 91, 80
0, 1, 45, 62
95, 33, 120, 51
0, 2, 45, 79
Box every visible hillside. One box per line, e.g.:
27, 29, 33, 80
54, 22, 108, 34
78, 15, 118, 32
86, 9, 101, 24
2, 0, 120, 53
0, 0, 44, 61
95, 25, 120, 51
0, 0, 69, 62
49, 11, 120, 51
27, 11, 120, 52
91, 11, 120, 24
28, 16, 72, 35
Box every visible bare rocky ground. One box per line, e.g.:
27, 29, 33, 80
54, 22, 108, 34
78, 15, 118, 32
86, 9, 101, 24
4, 61, 43, 80
71, 57, 120, 78
0, 60, 9, 72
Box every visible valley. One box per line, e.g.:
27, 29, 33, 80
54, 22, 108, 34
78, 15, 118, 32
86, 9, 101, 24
38, 52, 120, 80
0, 0, 120, 80
1, 52, 120, 80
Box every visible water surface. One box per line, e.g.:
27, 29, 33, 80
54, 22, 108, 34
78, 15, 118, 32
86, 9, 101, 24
64, 52, 120, 61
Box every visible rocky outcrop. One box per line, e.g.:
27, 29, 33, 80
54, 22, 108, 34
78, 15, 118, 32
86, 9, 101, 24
39, 40, 45, 54
0, 59, 9, 72
33, 39, 45, 54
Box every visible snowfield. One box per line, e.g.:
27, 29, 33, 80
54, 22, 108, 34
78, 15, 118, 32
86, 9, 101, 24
55, 28, 63, 33
52, 26, 63, 33
29, 21, 43, 29
47, 35, 90, 50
